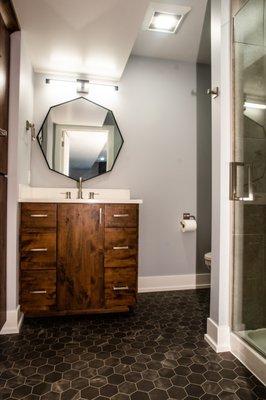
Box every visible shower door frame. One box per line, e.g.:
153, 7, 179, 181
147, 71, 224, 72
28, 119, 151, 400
229, 0, 266, 385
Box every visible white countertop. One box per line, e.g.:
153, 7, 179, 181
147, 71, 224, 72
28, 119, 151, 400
18, 185, 143, 204
19, 198, 143, 204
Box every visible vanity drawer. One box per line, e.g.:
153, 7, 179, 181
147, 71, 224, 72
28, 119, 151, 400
20, 270, 56, 312
21, 203, 57, 230
105, 228, 138, 268
105, 204, 138, 228
105, 267, 137, 308
20, 232, 56, 269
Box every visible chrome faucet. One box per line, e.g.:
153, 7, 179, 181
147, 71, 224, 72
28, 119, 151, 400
77, 177, 83, 199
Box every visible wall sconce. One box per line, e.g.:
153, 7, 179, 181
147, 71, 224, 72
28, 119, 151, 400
26, 120, 36, 141
45, 77, 119, 93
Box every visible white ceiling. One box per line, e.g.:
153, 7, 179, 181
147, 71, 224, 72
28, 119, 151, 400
69, 130, 108, 169
12, 0, 149, 81
132, 0, 208, 63
13, 0, 208, 81
50, 98, 108, 127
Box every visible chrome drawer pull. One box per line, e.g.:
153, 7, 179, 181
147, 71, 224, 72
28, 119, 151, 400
113, 246, 129, 250
30, 290, 47, 294
113, 286, 129, 291
30, 248, 48, 252
113, 214, 129, 218
30, 214, 48, 218
99, 208, 103, 225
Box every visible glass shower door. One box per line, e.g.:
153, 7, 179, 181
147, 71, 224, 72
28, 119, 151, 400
232, 0, 266, 357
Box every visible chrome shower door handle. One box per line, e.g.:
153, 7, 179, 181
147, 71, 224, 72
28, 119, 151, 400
230, 162, 254, 201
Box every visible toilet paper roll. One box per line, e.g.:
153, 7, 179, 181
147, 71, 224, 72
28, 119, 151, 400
180, 219, 197, 232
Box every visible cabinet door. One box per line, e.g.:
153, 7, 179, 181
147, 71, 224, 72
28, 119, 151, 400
57, 204, 104, 310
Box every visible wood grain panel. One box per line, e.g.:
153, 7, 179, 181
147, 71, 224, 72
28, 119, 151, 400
105, 267, 137, 308
21, 203, 57, 230
0, 0, 20, 33
57, 204, 104, 311
105, 228, 138, 268
105, 204, 138, 228
0, 12, 9, 174
0, 175, 7, 328
20, 232, 56, 270
20, 270, 56, 312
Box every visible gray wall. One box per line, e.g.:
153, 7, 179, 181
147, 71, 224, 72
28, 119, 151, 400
31, 56, 197, 277
196, 63, 212, 273
196, 0, 211, 274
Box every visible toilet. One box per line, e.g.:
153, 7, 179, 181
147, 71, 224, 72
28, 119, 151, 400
204, 252, 212, 270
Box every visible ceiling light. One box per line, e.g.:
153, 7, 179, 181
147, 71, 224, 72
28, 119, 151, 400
149, 11, 182, 33
76, 79, 90, 94
45, 78, 76, 87
244, 101, 266, 110
45, 77, 119, 93
142, 3, 191, 34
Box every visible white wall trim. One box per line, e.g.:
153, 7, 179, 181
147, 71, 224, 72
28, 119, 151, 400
0, 306, 24, 335
204, 317, 230, 353
138, 273, 210, 293
230, 332, 266, 386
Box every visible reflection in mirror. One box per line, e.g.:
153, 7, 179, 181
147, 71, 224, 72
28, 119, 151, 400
234, 40, 266, 195
37, 97, 123, 181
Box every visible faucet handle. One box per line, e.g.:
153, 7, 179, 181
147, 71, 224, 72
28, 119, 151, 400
88, 192, 100, 199
60, 191, 71, 199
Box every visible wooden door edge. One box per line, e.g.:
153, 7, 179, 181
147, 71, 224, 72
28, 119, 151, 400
0, 0, 20, 32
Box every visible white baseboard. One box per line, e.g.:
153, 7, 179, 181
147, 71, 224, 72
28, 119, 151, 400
230, 332, 266, 386
138, 273, 210, 293
0, 306, 24, 335
204, 317, 230, 353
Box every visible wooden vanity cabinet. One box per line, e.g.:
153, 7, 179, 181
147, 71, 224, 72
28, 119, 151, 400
20, 203, 139, 316
57, 204, 104, 311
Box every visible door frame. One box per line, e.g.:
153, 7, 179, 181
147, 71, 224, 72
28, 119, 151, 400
204, 0, 232, 353
0, 0, 19, 332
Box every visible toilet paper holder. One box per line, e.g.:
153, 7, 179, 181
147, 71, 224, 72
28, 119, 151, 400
182, 213, 195, 220
180, 213, 196, 229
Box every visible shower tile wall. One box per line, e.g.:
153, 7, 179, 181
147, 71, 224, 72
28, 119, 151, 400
233, 113, 266, 331
233, 0, 266, 334
244, 116, 266, 194
233, 204, 266, 331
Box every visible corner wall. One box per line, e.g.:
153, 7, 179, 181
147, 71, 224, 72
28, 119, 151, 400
1, 31, 34, 334
196, 0, 212, 275
204, 0, 232, 352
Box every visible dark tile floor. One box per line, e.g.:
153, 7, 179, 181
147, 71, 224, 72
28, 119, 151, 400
0, 289, 265, 400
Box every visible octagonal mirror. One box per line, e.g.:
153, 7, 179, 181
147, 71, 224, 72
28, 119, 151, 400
37, 97, 124, 181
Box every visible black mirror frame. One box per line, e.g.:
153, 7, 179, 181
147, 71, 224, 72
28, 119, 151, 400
37, 96, 124, 182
